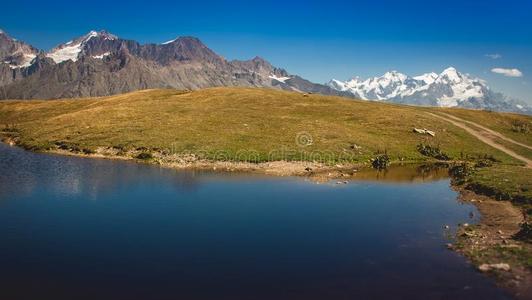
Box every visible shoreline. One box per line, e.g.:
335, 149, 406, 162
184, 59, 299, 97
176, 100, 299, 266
1, 140, 531, 298
453, 188, 532, 299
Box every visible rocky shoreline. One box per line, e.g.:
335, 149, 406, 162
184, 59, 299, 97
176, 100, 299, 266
452, 189, 531, 299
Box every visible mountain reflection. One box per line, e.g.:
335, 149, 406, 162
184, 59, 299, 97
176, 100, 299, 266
0, 143, 450, 202
0, 144, 205, 200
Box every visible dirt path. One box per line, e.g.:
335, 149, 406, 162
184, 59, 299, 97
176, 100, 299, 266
428, 113, 532, 168
439, 112, 532, 151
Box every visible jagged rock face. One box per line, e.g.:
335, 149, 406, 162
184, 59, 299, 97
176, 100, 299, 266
328, 68, 531, 114
0, 29, 340, 100
0, 30, 40, 86
138, 37, 225, 65
4, 53, 169, 99
0, 30, 39, 68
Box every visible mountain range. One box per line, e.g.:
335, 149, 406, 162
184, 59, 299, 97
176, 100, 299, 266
0, 29, 344, 100
328, 68, 530, 114
0, 28, 529, 114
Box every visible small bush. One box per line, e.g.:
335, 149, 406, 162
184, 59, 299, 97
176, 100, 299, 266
82, 148, 95, 155
478, 154, 500, 163
113, 145, 127, 151
417, 143, 450, 161
70, 146, 81, 153
474, 159, 493, 168
513, 222, 532, 242
511, 120, 530, 133
55, 141, 69, 150
136, 152, 153, 160
449, 163, 474, 184
372, 154, 390, 169
54, 141, 81, 152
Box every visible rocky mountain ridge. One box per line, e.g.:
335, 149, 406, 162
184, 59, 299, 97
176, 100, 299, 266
0, 29, 342, 99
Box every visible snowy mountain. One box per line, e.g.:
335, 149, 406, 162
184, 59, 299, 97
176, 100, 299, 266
46, 30, 119, 63
0, 29, 39, 69
328, 67, 531, 114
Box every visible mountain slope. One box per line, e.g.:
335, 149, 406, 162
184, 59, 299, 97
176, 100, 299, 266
328, 68, 531, 114
0, 30, 340, 99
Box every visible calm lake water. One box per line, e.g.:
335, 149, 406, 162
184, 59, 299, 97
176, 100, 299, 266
0, 143, 511, 300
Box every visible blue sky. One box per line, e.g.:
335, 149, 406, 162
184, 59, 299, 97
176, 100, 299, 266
2, 0, 532, 103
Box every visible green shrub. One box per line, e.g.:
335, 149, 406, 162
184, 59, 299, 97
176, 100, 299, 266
417, 143, 450, 161
449, 163, 473, 184
372, 154, 390, 169
474, 159, 493, 168
82, 148, 95, 155
513, 222, 532, 242
511, 120, 530, 133
136, 152, 153, 160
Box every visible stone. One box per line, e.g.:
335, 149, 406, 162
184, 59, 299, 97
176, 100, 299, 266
478, 263, 511, 272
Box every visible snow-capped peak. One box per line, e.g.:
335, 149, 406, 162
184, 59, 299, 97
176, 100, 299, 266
413, 72, 438, 85
383, 70, 407, 81
327, 67, 495, 108
439, 67, 462, 83
46, 30, 118, 64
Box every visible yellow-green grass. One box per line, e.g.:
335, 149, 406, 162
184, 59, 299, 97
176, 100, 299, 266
493, 138, 532, 161
0, 87, 527, 165
467, 165, 532, 214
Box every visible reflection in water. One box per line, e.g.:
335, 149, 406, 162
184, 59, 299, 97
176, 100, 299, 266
0, 144, 511, 300
0, 143, 452, 200
0, 144, 206, 200
351, 163, 450, 183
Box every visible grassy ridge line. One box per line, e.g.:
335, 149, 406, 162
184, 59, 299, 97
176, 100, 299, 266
0, 87, 523, 165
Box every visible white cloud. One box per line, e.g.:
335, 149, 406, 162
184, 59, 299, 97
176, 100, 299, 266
491, 68, 523, 77
485, 53, 502, 59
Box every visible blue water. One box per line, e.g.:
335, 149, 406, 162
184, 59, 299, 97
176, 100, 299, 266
0, 144, 511, 299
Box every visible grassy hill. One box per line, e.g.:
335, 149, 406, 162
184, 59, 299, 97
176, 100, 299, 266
0, 87, 528, 165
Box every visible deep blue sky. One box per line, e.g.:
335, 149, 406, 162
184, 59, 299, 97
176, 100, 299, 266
2, 0, 532, 103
